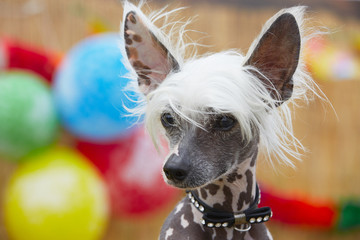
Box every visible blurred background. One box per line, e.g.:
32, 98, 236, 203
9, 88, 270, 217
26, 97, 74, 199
0, 0, 360, 239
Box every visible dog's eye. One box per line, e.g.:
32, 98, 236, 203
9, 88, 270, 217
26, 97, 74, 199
161, 113, 176, 128
214, 116, 236, 131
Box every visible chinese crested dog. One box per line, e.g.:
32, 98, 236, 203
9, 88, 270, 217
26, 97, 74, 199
120, 1, 319, 239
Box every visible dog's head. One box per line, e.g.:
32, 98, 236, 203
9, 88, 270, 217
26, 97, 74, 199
122, 3, 309, 189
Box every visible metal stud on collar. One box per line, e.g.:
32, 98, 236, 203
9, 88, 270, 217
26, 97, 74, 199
187, 184, 272, 232
188, 192, 205, 213
201, 218, 230, 228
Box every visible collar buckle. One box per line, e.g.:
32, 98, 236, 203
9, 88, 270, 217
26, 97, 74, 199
234, 213, 247, 225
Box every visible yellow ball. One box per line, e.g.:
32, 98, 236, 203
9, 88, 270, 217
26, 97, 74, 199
3, 147, 109, 240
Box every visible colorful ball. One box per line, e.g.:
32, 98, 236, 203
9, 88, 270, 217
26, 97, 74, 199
3, 147, 109, 240
305, 36, 360, 81
76, 132, 134, 175
304, 37, 334, 81
331, 51, 360, 80
76, 126, 180, 216
53, 33, 140, 142
0, 71, 58, 161
1, 38, 62, 82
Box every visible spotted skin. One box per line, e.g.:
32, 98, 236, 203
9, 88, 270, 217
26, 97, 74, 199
194, 157, 257, 213
227, 170, 243, 183
200, 188, 208, 199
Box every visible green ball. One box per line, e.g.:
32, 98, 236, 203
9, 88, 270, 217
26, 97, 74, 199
0, 71, 58, 161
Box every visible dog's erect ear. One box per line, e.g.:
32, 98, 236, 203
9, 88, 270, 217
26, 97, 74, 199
123, 11, 179, 96
246, 13, 300, 106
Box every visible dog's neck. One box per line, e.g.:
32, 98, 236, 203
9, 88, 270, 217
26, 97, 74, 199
193, 154, 257, 213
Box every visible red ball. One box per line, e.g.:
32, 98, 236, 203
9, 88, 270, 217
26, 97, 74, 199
1, 38, 62, 82
76, 126, 180, 217
77, 136, 132, 175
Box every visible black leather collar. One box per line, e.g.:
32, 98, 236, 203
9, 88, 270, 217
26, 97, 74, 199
186, 184, 272, 231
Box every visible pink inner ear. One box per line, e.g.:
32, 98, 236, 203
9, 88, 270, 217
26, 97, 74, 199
124, 12, 178, 95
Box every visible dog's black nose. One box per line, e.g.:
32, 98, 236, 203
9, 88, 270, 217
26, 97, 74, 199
163, 161, 188, 181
